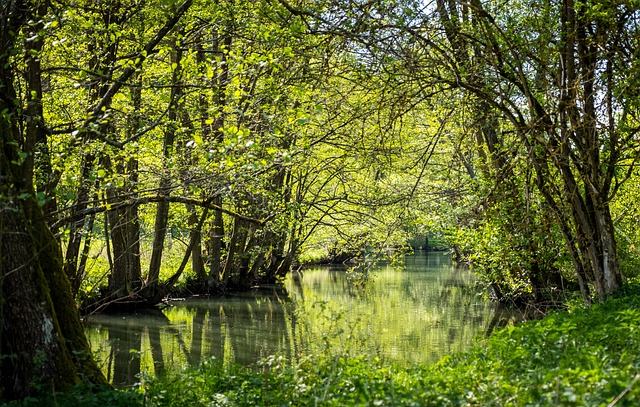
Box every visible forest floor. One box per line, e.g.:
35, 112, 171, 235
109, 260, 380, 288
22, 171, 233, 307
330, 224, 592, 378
5, 280, 640, 406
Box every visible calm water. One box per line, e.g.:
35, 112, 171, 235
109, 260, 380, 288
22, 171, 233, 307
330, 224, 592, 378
85, 252, 503, 386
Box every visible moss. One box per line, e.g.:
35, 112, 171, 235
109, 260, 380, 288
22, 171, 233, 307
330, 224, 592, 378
0, 200, 78, 399
2, 103, 105, 400
25, 197, 108, 387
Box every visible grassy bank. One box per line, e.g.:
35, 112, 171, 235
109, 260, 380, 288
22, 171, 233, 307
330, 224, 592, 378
5, 282, 640, 406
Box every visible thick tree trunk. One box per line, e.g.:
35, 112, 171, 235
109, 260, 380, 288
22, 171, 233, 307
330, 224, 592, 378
235, 225, 260, 288
595, 206, 621, 293
274, 239, 297, 281
148, 196, 170, 291
1, 203, 79, 399
105, 156, 142, 300
1, 9, 107, 394
106, 201, 142, 298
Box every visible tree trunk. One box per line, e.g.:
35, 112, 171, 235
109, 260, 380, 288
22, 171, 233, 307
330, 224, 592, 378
104, 155, 142, 301
207, 199, 225, 288
1, 5, 107, 395
148, 38, 183, 296
64, 154, 96, 289
222, 218, 249, 287
595, 206, 621, 293
24, 0, 59, 220
104, 67, 146, 305
187, 205, 207, 281
1, 201, 82, 399
74, 210, 97, 296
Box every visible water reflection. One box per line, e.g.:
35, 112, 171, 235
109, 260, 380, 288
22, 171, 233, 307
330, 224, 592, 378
85, 252, 510, 386
86, 288, 294, 386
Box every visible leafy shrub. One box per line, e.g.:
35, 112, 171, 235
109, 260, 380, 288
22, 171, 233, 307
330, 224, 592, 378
1, 384, 142, 407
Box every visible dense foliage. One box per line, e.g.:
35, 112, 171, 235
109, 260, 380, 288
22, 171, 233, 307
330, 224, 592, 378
3, 0, 640, 309
2, 0, 640, 400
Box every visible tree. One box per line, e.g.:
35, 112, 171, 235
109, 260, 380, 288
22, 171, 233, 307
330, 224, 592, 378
0, 0, 106, 399
281, 0, 640, 301
422, 0, 640, 300
1, 0, 197, 397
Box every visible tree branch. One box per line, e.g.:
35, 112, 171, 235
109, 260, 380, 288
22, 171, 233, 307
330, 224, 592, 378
51, 194, 267, 230
77, 0, 194, 148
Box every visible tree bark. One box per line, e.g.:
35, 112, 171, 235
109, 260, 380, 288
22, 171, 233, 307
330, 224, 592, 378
1, 3, 107, 396
187, 205, 207, 281
148, 38, 183, 295
105, 155, 142, 300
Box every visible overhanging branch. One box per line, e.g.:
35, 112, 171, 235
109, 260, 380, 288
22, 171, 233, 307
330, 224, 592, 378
51, 195, 267, 230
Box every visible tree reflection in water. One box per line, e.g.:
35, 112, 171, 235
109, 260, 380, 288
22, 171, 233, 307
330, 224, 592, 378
85, 252, 514, 386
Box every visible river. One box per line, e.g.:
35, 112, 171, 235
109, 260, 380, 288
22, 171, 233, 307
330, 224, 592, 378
85, 252, 503, 386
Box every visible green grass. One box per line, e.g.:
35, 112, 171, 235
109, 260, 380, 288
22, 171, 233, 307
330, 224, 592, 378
5, 282, 640, 406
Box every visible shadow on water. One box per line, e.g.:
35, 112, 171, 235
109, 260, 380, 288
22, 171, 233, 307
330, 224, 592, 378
85, 252, 519, 386
85, 289, 295, 386
85, 309, 169, 387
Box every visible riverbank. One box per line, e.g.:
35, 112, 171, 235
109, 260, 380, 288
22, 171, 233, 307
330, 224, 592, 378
5, 281, 640, 406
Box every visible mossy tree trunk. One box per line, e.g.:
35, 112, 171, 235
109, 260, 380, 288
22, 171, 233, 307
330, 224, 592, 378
0, 2, 107, 399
